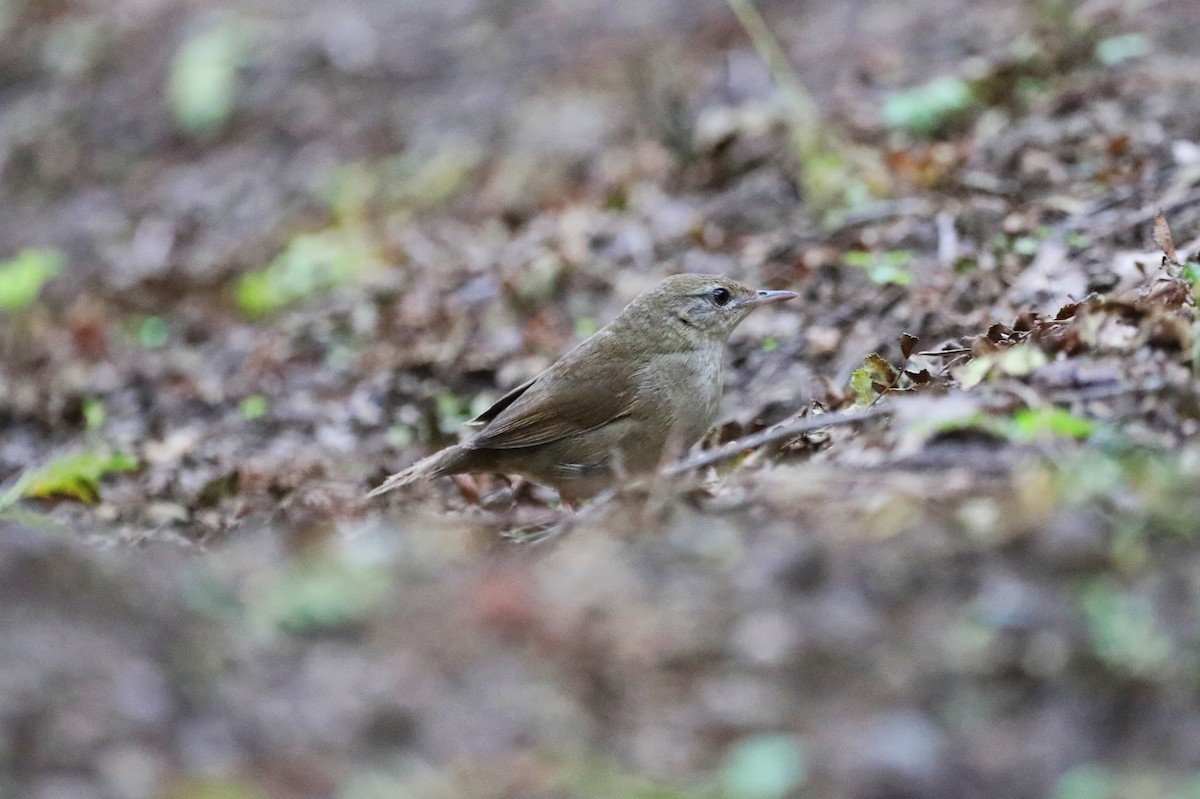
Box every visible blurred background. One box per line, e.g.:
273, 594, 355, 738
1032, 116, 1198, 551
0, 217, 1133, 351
3, 0, 1200, 797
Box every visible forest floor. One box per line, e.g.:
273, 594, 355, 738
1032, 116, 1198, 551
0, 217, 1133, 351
3, 0, 1200, 797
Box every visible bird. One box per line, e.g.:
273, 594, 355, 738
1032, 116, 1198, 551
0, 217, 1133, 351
368, 273, 798, 503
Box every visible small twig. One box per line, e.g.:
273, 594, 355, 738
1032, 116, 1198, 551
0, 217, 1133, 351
506, 488, 618, 545
661, 406, 891, 477
723, 0, 862, 211
1044, 380, 1167, 405
957, 171, 1020, 198
830, 199, 933, 232
1064, 187, 1200, 239
512, 379, 1185, 546
916, 347, 972, 357
936, 211, 959, 267
510, 406, 892, 545
724, 0, 820, 151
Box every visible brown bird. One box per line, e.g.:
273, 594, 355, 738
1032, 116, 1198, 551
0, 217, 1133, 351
368, 274, 797, 502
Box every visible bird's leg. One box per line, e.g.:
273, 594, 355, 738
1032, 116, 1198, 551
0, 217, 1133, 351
479, 474, 518, 511
450, 474, 482, 505
501, 488, 582, 544
608, 448, 629, 484
503, 505, 578, 544
508, 476, 536, 503
503, 484, 632, 546
642, 428, 692, 524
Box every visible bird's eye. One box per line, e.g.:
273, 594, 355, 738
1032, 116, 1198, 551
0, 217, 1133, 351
711, 287, 732, 306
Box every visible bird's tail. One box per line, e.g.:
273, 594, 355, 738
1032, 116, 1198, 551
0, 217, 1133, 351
366, 446, 465, 498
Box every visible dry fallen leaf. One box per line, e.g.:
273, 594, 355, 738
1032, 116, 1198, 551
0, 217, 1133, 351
1153, 211, 1179, 265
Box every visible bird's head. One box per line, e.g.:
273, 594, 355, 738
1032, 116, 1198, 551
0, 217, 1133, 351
622, 273, 798, 345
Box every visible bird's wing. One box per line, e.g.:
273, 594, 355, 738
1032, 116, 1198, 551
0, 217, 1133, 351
463, 376, 538, 431
464, 331, 638, 450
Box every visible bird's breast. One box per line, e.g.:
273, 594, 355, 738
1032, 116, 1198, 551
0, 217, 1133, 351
636, 347, 725, 446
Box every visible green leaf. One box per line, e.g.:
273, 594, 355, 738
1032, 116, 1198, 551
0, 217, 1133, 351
575, 316, 600, 339
883, 76, 976, 135
1095, 33, 1150, 66
954, 356, 993, 390
997, 344, 1048, 376
178, 563, 244, 618
928, 405, 1096, 443
1065, 231, 1090, 249
257, 557, 389, 635
553, 755, 712, 799
0, 249, 64, 312
1081, 579, 1171, 676
83, 398, 105, 432
867, 262, 912, 286
849, 366, 874, 406
843, 251, 874, 268
239, 395, 269, 420
137, 315, 170, 348
236, 229, 374, 318
436, 392, 472, 434
2, 451, 138, 506
1012, 236, 1040, 256
849, 353, 899, 406
389, 144, 482, 211
846, 250, 913, 286
1053, 765, 1113, 799
721, 735, 808, 799
234, 271, 277, 319
163, 776, 264, 799
386, 425, 414, 449
168, 21, 244, 137
1182, 263, 1200, 302
1167, 776, 1200, 799
1008, 407, 1094, 440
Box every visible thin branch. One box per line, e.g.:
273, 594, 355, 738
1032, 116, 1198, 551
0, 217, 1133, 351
1044, 380, 1168, 405
725, 0, 819, 149
661, 406, 891, 477
831, 198, 933, 232
509, 406, 892, 545
1063, 186, 1200, 238
508, 379, 1192, 546
916, 347, 972, 357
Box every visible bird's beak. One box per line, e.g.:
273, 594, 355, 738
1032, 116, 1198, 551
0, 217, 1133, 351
740, 289, 799, 308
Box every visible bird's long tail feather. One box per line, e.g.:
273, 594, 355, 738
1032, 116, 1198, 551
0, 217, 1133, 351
366, 446, 463, 498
